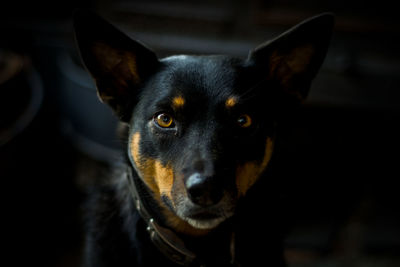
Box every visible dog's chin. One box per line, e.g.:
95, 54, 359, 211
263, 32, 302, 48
185, 216, 227, 229
173, 196, 235, 230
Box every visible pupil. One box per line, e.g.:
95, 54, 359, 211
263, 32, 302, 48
162, 115, 170, 122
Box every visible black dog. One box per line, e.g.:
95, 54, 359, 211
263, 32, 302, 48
74, 11, 333, 267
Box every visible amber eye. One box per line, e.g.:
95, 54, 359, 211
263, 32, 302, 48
155, 113, 174, 128
237, 114, 252, 128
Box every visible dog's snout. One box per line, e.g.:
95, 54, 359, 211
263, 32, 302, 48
185, 173, 223, 207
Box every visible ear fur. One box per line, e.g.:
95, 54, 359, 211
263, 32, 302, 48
73, 10, 159, 121
248, 13, 334, 100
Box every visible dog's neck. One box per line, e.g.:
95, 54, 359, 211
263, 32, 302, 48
126, 166, 238, 266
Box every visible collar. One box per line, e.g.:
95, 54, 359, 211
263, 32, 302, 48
126, 166, 238, 266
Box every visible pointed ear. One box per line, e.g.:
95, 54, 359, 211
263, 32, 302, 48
73, 10, 159, 122
248, 13, 334, 101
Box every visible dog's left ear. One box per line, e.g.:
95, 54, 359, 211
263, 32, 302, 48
73, 10, 159, 122
248, 13, 334, 101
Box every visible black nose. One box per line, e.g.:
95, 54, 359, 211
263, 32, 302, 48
185, 173, 223, 207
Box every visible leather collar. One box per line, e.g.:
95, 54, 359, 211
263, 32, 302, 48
126, 166, 238, 266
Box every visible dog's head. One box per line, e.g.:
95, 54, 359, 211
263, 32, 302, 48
74, 12, 333, 233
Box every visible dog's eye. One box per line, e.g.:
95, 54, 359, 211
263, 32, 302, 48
154, 113, 174, 128
237, 114, 252, 128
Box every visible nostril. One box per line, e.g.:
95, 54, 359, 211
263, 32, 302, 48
185, 173, 223, 207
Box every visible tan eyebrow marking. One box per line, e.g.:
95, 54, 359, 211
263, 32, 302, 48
172, 96, 185, 109
225, 96, 238, 109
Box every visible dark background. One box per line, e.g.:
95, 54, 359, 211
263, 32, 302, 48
1, 1, 399, 266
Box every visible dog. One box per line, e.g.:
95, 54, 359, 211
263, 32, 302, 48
74, 11, 334, 267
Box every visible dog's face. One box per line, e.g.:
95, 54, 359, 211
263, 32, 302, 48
128, 55, 277, 230
74, 12, 333, 233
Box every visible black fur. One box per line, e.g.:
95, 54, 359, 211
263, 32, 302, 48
74, 10, 334, 267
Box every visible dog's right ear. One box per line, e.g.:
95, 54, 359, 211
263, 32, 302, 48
73, 10, 159, 122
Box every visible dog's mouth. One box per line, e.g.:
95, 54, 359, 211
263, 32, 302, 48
189, 211, 221, 221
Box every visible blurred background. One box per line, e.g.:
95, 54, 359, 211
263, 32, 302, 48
1, 0, 399, 266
